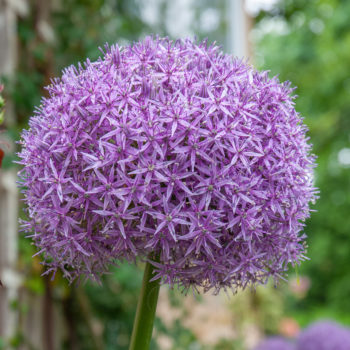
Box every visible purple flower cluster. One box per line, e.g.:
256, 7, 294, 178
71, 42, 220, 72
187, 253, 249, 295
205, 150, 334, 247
255, 337, 295, 350
18, 37, 317, 292
297, 321, 350, 350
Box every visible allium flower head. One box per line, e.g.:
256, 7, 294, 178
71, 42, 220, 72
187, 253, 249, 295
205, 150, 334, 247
254, 336, 295, 350
297, 321, 350, 350
18, 36, 317, 292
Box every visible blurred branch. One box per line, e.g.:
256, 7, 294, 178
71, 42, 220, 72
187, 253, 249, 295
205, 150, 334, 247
62, 293, 80, 350
76, 286, 105, 350
43, 277, 54, 350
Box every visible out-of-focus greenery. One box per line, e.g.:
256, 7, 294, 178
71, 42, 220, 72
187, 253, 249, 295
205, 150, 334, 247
0, 84, 4, 124
67, 264, 144, 350
255, 0, 350, 322
230, 283, 285, 336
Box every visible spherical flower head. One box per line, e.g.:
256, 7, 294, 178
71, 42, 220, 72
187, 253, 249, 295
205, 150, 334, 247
297, 321, 350, 350
18, 36, 317, 292
254, 336, 295, 350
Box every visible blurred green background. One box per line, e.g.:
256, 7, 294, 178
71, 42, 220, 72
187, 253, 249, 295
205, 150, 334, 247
1, 0, 350, 349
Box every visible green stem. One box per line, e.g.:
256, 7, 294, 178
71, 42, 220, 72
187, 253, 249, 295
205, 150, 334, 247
129, 256, 160, 350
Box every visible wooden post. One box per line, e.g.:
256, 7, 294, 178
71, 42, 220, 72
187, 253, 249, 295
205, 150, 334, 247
226, 0, 253, 60
0, 0, 27, 341
0, 170, 20, 338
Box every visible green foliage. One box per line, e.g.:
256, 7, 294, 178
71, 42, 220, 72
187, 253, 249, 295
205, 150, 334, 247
0, 337, 5, 350
256, 0, 350, 318
212, 339, 244, 350
0, 94, 4, 124
53, 0, 151, 68
156, 317, 199, 350
230, 282, 285, 338
62, 263, 143, 350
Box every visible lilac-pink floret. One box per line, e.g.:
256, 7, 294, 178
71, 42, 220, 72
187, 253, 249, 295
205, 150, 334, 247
254, 337, 295, 350
18, 36, 317, 293
297, 321, 350, 350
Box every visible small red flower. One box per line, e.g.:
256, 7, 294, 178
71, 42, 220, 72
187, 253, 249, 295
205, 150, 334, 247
0, 148, 4, 168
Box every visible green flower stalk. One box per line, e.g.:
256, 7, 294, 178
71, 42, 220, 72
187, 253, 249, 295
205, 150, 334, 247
129, 258, 160, 350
